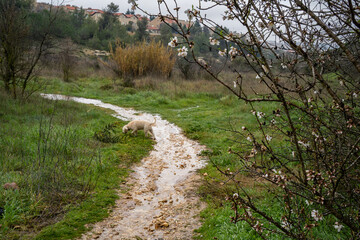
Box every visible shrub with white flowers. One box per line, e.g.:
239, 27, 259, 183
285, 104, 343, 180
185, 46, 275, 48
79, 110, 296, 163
132, 0, 360, 238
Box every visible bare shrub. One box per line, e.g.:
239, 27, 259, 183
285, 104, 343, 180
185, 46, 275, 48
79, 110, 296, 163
31, 103, 100, 212
59, 39, 78, 82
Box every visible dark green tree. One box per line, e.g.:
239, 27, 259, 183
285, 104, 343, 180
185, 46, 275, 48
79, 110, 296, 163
134, 17, 149, 42
99, 2, 119, 31
159, 23, 173, 45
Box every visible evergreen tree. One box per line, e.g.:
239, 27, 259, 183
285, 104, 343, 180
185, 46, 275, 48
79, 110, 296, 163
134, 17, 149, 42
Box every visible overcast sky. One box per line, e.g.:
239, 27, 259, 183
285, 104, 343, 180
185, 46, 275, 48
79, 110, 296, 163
38, 0, 244, 32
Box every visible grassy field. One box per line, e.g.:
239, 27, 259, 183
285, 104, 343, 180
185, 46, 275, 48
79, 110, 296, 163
1, 75, 349, 239
38, 76, 350, 239
0, 89, 153, 239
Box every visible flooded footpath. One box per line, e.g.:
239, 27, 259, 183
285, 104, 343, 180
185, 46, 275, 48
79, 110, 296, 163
41, 94, 207, 240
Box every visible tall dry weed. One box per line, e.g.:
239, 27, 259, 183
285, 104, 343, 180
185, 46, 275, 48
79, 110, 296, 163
110, 40, 175, 83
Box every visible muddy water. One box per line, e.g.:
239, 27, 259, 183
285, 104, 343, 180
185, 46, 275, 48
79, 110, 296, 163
41, 94, 207, 240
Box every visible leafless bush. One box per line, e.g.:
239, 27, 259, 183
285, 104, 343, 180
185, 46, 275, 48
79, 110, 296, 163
31, 102, 100, 213
59, 39, 78, 82
0, 0, 58, 99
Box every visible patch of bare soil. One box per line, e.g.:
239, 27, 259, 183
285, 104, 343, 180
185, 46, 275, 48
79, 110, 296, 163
41, 94, 207, 240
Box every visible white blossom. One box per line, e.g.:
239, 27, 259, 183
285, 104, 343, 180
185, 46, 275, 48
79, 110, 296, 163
177, 46, 188, 57
281, 62, 287, 69
281, 220, 290, 230
233, 81, 237, 88
311, 210, 323, 222
168, 36, 178, 47
233, 193, 239, 199
255, 74, 260, 79
353, 92, 358, 98
271, 119, 276, 124
247, 136, 252, 142
209, 37, 220, 45
266, 135, 272, 141
334, 222, 344, 232
218, 49, 226, 57
257, 112, 265, 118
272, 169, 281, 175
242, 126, 246, 131
229, 46, 238, 57
291, 151, 295, 158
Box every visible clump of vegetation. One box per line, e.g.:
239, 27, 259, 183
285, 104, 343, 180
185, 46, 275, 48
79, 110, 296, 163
94, 122, 123, 143
109, 40, 175, 86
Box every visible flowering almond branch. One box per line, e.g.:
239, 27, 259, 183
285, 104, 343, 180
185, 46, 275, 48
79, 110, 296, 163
131, 0, 360, 238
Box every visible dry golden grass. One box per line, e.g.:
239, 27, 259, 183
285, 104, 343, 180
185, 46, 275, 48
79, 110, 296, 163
110, 40, 175, 79
134, 70, 273, 97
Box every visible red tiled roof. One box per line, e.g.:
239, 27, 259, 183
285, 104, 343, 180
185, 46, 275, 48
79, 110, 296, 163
86, 8, 103, 13
65, 6, 77, 11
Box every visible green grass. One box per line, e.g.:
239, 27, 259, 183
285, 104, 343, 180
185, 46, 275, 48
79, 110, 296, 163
0, 90, 153, 239
5, 76, 351, 239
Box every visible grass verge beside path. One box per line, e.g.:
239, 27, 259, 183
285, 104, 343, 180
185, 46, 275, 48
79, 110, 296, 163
0, 90, 153, 239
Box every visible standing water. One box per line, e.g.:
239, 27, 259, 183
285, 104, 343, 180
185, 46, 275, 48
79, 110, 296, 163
41, 94, 207, 239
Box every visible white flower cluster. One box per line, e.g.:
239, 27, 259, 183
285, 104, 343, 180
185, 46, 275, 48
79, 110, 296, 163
257, 111, 265, 118
229, 46, 239, 58
209, 37, 220, 45
334, 222, 344, 232
265, 135, 272, 141
168, 36, 178, 48
218, 49, 226, 57
281, 220, 290, 230
311, 209, 323, 222
177, 46, 188, 57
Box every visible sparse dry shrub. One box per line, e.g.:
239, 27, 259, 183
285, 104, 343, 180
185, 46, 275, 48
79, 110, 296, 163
109, 40, 175, 86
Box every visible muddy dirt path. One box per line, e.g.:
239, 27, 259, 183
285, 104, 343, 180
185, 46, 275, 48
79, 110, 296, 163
41, 94, 207, 240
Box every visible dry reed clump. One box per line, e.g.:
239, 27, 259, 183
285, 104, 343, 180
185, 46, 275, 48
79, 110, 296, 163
110, 40, 175, 81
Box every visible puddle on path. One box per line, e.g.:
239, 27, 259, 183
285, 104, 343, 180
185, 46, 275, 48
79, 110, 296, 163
41, 94, 207, 240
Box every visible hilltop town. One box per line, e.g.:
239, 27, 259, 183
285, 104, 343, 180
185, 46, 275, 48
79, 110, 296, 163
35, 2, 189, 36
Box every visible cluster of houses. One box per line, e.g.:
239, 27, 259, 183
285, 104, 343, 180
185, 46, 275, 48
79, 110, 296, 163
34, 2, 189, 35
